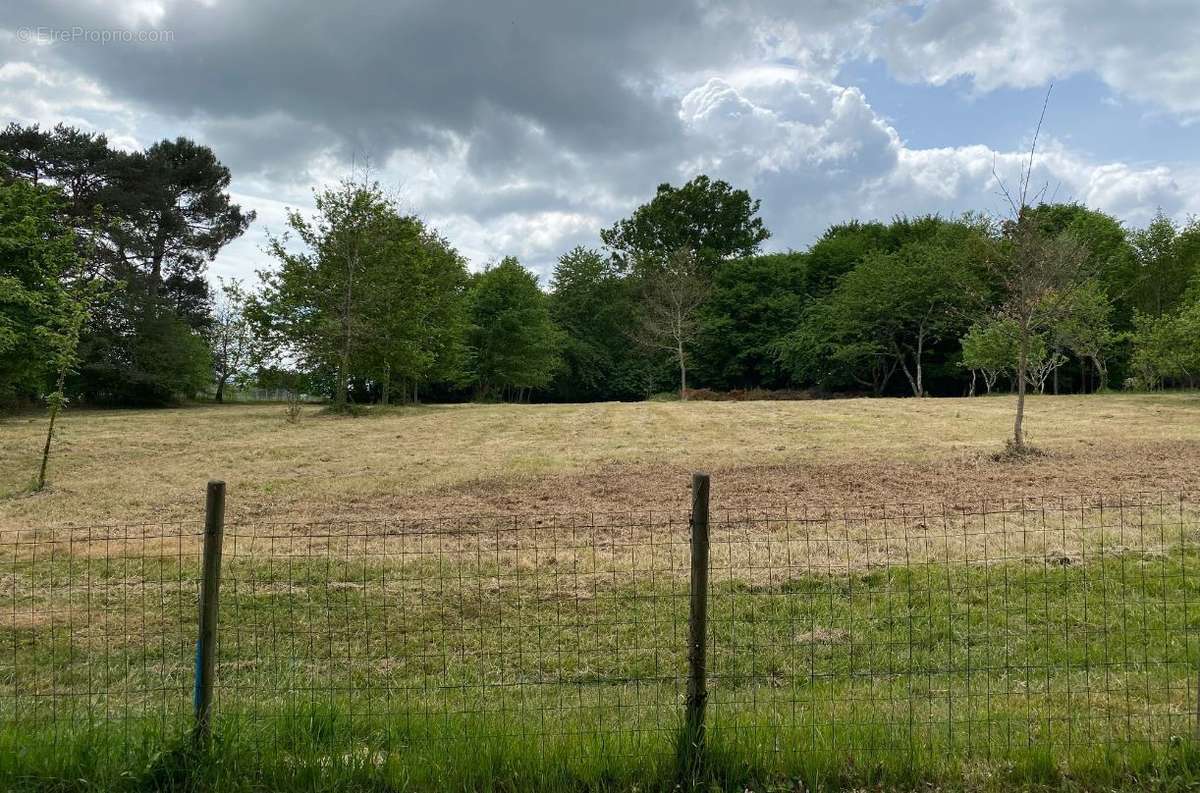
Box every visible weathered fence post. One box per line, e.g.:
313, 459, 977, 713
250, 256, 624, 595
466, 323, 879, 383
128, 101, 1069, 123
194, 480, 225, 744
685, 471, 711, 759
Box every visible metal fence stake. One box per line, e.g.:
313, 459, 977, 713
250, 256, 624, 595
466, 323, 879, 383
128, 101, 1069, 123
194, 480, 225, 744
685, 471, 711, 760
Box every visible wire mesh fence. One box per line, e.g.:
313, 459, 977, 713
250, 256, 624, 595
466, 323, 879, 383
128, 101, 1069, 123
3, 486, 1200, 777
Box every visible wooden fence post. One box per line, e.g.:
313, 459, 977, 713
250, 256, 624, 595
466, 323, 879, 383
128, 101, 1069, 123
685, 471, 711, 756
194, 480, 225, 744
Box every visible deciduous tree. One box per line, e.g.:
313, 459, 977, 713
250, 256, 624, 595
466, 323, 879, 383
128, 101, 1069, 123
209, 278, 267, 403
601, 175, 769, 275
630, 248, 709, 399
467, 257, 562, 400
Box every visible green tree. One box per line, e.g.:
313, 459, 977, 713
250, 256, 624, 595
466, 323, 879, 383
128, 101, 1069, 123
1127, 211, 1199, 319
0, 180, 79, 403
357, 216, 469, 404
1052, 280, 1115, 391
209, 278, 268, 403
78, 282, 212, 405
258, 182, 469, 406
779, 217, 988, 396
467, 257, 562, 400
817, 241, 979, 396
693, 252, 808, 389
601, 175, 769, 274
258, 179, 396, 407
1130, 297, 1200, 389
105, 138, 254, 301
1, 124, 252, 405
960, 319, 1065, 396
548, 246, 648, 401
961, 319, 1019, 394
779, 297, 895, 395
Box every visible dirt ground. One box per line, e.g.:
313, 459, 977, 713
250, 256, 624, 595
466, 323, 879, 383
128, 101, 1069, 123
2, 394, 1198, 532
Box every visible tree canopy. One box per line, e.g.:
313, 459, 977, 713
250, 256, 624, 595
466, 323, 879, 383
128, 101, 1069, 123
600, 175, 769, 274
4, 143, 1197, 410
467, 257, 563, 399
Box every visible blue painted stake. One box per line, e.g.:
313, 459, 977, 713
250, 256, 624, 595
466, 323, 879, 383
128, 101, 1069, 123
194, 480, 225, 744
193, 639, 203, 710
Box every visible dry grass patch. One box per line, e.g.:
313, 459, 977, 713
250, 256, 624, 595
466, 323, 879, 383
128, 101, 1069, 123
2, 394, 1199, 532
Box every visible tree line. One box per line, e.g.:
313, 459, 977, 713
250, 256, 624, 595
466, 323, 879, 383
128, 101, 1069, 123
5, 122, 1200, 433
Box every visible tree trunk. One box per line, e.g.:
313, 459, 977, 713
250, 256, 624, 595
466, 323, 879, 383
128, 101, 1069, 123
37, 402, 59, 491
1094, 357, 1108, 392
896, 345, 920, 397
381, 363, 391, 406
915, 329, 924, 397
678, 340, 688, 400
36, 368, 68, 491
215, 376, 227, 403
1013, 329, 1029, 450
337, 247, 356, 408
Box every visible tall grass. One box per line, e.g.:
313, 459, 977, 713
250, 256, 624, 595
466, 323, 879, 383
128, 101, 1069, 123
4, 545, 1200, 790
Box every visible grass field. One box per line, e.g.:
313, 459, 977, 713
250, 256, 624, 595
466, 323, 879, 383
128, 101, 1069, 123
3, 393, 1200, 530
3, 394, 1200, 791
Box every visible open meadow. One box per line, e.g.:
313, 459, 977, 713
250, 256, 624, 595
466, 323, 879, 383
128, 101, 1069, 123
4, 392, 1200, 529
4, 394, 1200, 791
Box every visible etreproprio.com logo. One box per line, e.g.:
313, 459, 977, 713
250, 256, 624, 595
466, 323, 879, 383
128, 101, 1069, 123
16, 26, 175, 44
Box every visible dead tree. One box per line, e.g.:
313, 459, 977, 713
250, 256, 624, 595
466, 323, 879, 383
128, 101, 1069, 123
631, 248, 709, 400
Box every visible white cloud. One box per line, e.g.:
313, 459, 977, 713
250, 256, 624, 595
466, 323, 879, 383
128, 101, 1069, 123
4, 0, 1199, 284
870, 0, 1200, 118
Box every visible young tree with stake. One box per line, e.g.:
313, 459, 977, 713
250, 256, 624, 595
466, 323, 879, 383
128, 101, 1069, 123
988, 86, 1094, 452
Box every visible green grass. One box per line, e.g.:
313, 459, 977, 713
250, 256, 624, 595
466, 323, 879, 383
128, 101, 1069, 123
4, 547, 1200, 790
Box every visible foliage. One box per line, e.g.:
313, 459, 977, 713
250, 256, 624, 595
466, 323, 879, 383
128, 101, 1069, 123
1052, 279, 1115, 390
104, 137, 253, 296
257, 179, 468, 406
1127, 210, 1200, 319
600, 174, 769, 274
355, 216, 469, 404
779, 217, 987, 396
961, 319, 1021, 394
0, 123, 251, 405
548, 246, 651, 401
466, 257, 563, 399
5, 129, 1200, 407
693, 252, 808, 390
1129, 298, 1200, 389
77, 281, 212, 405
0, 180, 79, 404
209, 278, 268, 403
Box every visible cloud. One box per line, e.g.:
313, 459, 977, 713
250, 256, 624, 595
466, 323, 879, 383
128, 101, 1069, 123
2, 0, 1198, 281
870, 0, 1200, 118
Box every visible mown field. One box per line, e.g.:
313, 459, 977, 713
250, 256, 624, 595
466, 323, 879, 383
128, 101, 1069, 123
3, 395, 1200, 791
3, 393, 1200, 529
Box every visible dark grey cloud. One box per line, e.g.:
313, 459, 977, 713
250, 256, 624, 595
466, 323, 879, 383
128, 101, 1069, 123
3, 0, 1198, 280
3, 0, 723, 172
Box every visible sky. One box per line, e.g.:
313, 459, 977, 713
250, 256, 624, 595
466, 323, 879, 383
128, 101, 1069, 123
2, 0, 1199, 284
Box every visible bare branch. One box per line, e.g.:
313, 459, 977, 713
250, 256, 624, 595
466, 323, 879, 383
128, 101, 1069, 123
1020, 82, 1054, 210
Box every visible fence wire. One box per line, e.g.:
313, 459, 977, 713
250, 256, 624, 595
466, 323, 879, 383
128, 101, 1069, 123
3, 493, 1199, 772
